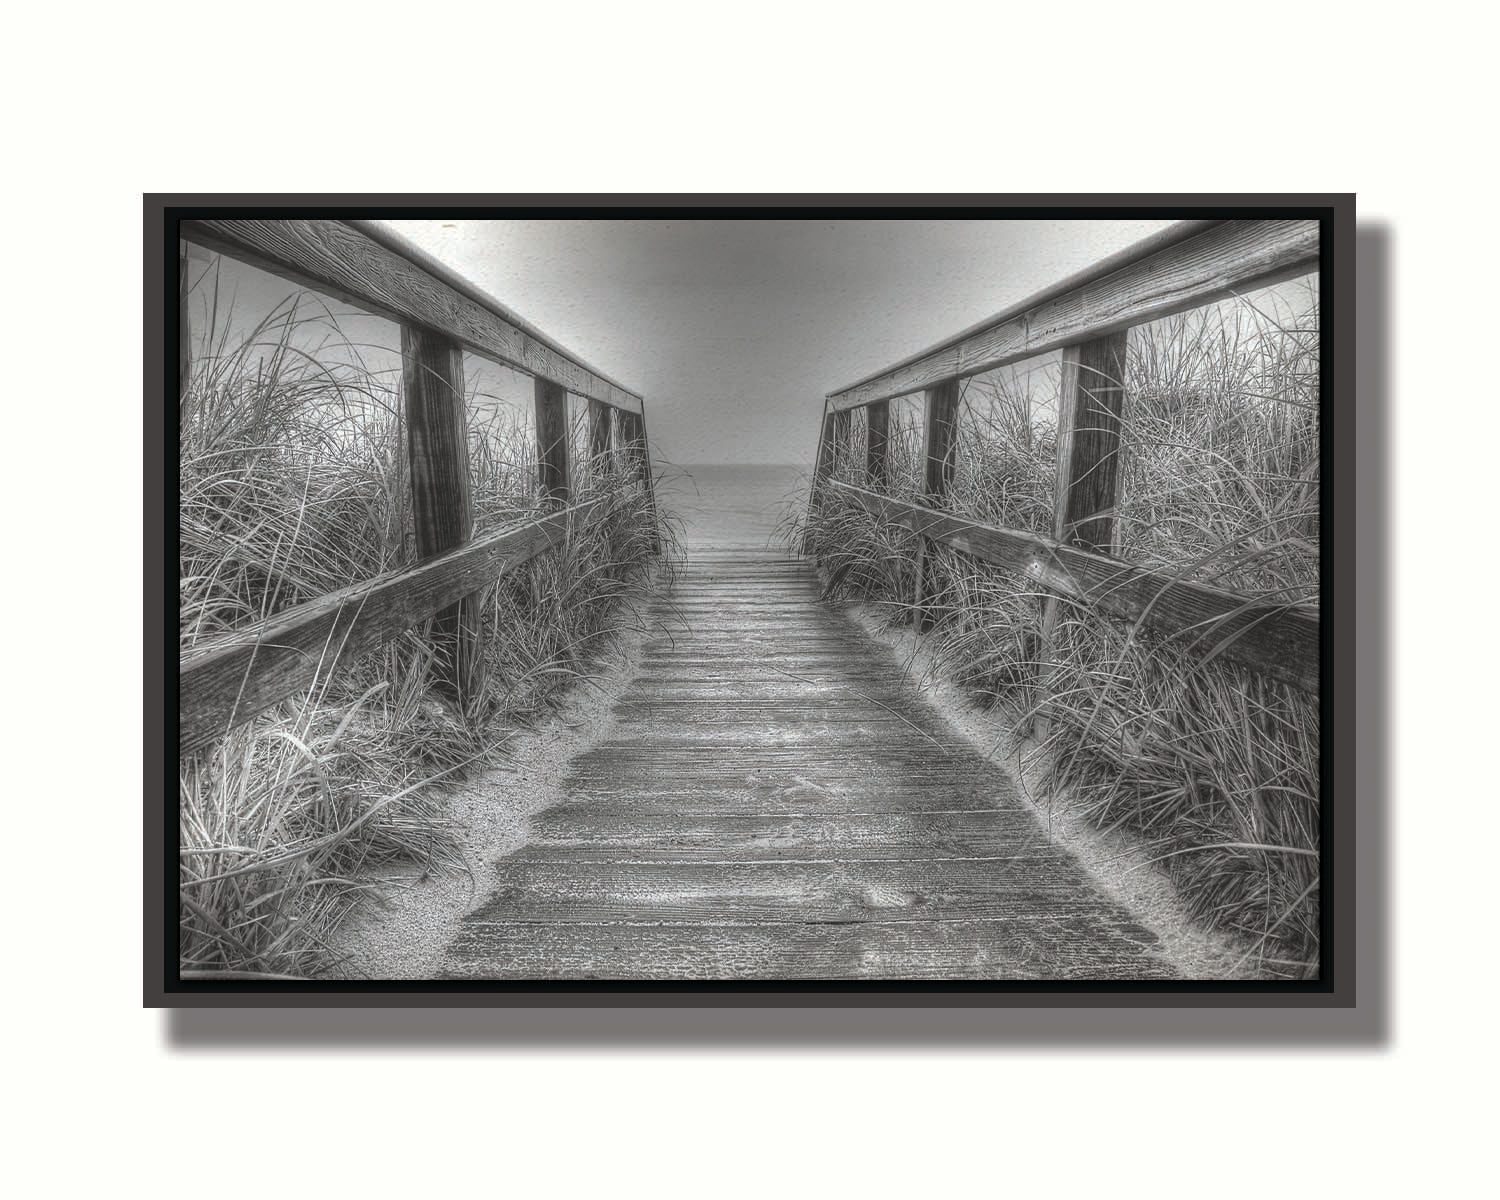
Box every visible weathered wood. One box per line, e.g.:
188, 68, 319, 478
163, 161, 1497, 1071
402, 325, 481, 705
828, 481, 1318, 691
827, 219, 1320, 410
444, 916, 1175, 981
804, 408, 838, 555
922, 379, 960, 502
466, 857, 1136, 924
831, 408, 853, 479
441, 544, 1179, 980
915, 380, 961, 629
179, 218, 644, 413
812, 409, 836, 482
1037, 332, 1129, 733
1054, 333, 1130, 553
179, 493, 632, 756
618, 408, 646, 477
528, 809, 1045, 860
534, 378, 571, 506
865, 398, 889, 486
614, 405, 662, 551
588, 396, 612, 461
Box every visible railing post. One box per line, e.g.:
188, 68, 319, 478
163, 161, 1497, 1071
401, 324, 482, 710
1054, 333, 1130, 553
804, 405, 836, 556
1035, 330, 1130, 734
831, 408, 853, 480
588, 397, 613, 467
914, 379, 960, 630
534, 378, 572, 507
616, 407, 661, 552
865, 399, 889, 488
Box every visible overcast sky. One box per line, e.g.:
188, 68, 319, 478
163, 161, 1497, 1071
378, 219, 1177, 467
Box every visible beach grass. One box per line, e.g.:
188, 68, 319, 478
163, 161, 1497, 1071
795, 279, 1321, 977
178, 259, 672, 978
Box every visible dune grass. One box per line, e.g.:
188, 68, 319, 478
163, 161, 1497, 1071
178, 260, 673, 979
796, 280, 1321, 978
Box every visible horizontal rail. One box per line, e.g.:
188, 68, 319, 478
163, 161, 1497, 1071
827, 481, 1318, 691
827, 219, 1320, 410
180, 218, 644, 414
179, 488, 642, 757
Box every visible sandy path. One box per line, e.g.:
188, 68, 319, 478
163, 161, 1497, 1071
322, 619, 656, 979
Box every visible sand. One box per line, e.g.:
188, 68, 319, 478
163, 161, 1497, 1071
328, 584, 1253, 981
840, 601, 1255, 979
322, 619, 656, 980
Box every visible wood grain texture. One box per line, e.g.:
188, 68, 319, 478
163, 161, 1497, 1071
828, 219, 1320, 410
618, 409, 646, 477
831, 408, 853, 477
444, 916, 1175, 981
1054, 333, 1130, 554
534, 378, 571, 506
401, 325, 480, 704
179, 218, 644, 412
865, 398, 889, 486
915, 381, 960, 629
813, 409, 836, 481
805, 409, 837, 554
179, 493, 635, 756
442, 546, 1182, 980
588, 397, 612, 461
828, 481, 1318, 691
922, 380, 960, 502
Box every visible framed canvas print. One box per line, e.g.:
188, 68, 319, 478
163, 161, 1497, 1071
148, 195, 1357, 1013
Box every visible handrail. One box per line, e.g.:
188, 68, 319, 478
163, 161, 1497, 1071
179, 219, 660, 755
349, 220, 641, 404
808, 216, 1324, 694
828, 482, 1317, 692
180, 218, 644, 413
179, 489, 642, 757
826, 219, 1319, 410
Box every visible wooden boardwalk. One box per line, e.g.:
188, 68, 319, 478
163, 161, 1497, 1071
442, 494, 1180, 979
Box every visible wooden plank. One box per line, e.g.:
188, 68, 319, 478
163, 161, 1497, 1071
865, 398, 889, 486
534, 378, 571, 506
443, 916, 1176, 981
527, 809, 1045, 861
828, 481, 1318, 691
179, 494, 631, 756
428, 542, 1186, 980
812, 408, 836, 482
179, 218, 644, 413
588, 396, 612, 461
915, 380, 961, 629
465, 857, 1116, 925
1036, 332, 1129, 733
828, 219, 1320, 410
402, 325, 482, 705
831, 408, 853, 479
1054, 333, 1130, 553
618, 408, 645, 476
922, 379, 960, 502
804, 407, 837, 554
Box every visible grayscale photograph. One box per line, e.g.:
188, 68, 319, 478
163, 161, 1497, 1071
171, 207, 1328, 986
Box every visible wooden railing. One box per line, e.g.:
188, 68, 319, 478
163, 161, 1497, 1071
178, 219, 659, 757
808, 217, 1321, 693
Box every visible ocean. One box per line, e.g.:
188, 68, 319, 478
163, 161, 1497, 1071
655, 464, 812, 553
